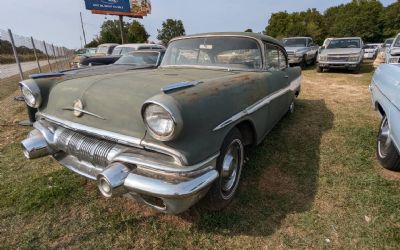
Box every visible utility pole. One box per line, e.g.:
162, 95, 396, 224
80, 12, 87, 46
119, 15, 125, 44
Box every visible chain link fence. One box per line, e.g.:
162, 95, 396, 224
0, 28, 74, 80
0, 28, 75, 124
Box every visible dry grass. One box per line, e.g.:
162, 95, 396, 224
0, 63, 399, 249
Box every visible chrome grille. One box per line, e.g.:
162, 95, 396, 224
55, 127, 116, 166
327, 54, 349, 62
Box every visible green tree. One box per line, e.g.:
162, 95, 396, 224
157, 19, 186, 45
324, 0, 384, 42
127, 20, 150, 43
381, 0, 400, 38
85, 38, 100, 48
99, 20, 128, 44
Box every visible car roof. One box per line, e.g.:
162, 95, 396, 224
115, 43, 165, 48
128, 49, 166, 53
171, 32, 284, 47
283, 37, 311, 39
331, 37, 362, 40
98, 43, 119, 46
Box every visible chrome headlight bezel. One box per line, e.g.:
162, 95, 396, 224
141, 102, 182, 141
348, 54, 361, 62
20, 81, 42, 108
319, 54, 327, 62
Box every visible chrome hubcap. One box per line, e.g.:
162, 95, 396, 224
378, 117, 391, 158
221, 139, 243, 199
289, 101, 295, 113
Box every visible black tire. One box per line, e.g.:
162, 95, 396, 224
300, 55, 307, 69
377, 116, 400, 171
316, 65, 323, 73
202, 128, 244, 211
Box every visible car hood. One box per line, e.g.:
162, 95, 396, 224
285, 47, 307, 53
321, 48, 362, 55
63, 64, 156, 77
40, 68, 241, 140
390, 47, 400, 56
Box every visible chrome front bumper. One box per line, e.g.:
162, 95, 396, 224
21, 120, 219, 214
288, 56, 303, 64
318, 61, 360, 69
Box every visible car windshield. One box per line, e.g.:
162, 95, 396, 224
364, 45, 377, 49
393, 37, 400, 47
114, 52, 160, 65
112, 47, 136, 55
97, 46, 109, 54
327, 39, 361, 49
161, 37, 262, 70
283, 38, 307, 47
384, 39, 394, 47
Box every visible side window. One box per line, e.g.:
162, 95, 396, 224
264, 44, 280, 71
278, 49, 287, 69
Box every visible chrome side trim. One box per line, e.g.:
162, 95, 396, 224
213, 76, 301, 131
37, 113, 188, 165
161, 80, 203, 93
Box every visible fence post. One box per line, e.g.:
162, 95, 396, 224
52, 44, 60, 72
43, 41, 52, 72
30, 37, 41, 73
8, 29, 36, 125
8, 29, 24, 81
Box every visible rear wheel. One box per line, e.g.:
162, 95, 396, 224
202, 128, 244, 211
377, 116, 400, 171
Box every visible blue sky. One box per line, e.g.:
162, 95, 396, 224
0, 0, 396, 49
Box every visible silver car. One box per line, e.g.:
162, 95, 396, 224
385, 33, 400, 64
317, 37, 364, 73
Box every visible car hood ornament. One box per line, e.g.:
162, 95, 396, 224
63, 99, 106, 120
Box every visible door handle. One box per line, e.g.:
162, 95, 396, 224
284, 75, 289, 78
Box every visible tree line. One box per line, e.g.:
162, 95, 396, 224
264, 0, 400, 44
86, 18, 185, 47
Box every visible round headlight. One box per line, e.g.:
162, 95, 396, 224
21, 83, 42, 108
143, 104, 176, 140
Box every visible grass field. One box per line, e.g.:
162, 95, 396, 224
0, 63, 399, 249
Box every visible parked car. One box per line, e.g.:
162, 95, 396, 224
383, 38, 395, 49
369, 64, 400, 171
64, 50, 165, 76
19, 32, 301, 214
317, 37, 364, 73
74, 43, 166, 68
71, 48, 97, 68
95, 43, 119, 56
363, 43, 381, 60
283, 37, 319, 68
111, 43, 166, 56
385, 33, 400, 64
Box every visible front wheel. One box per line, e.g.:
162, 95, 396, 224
202, 128, 244, 211
377, 116, 400, 171
300, 55, 307, 69
316, 65, 323, 73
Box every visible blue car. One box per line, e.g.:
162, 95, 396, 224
370, 64, 400, 171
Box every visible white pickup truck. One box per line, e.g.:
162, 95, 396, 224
283, 37, 319, 68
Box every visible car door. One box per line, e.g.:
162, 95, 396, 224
264, 43, 290, 128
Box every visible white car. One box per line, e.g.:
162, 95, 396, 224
363, 43, 382, 59
111, 43, 165, 56
385, 34, 400, 64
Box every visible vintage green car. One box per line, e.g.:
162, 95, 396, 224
20, 32, 301, 214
